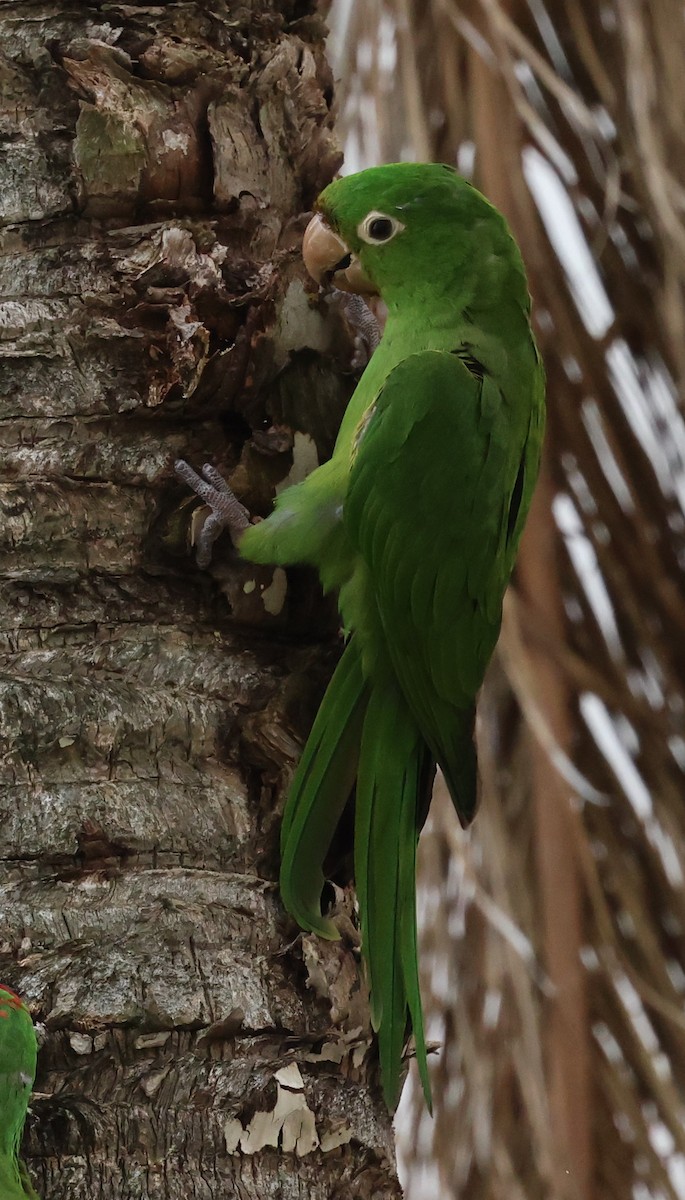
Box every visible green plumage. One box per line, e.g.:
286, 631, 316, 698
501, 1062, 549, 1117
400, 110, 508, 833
0, 986, 39, 1199
241, 163, 545, 1107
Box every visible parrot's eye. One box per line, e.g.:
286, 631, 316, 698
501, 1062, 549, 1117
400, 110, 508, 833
357, 211, 405, 245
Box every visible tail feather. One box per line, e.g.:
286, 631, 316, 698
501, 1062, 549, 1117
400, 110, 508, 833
356, 687, 433, 1109
398, 750, 434, 1111
280, 637, 368, 939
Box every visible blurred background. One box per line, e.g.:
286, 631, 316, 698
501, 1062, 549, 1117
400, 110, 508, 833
326, 2, 685, 1197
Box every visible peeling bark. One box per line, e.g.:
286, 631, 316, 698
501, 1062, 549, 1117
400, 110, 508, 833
0, 4, 400, 1196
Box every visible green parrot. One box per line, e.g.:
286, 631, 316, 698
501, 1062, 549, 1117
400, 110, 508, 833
176, 162, 545, 1108
0, 985, 39, 1199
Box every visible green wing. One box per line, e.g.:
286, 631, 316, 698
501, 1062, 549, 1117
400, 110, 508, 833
344, 349, 540, 825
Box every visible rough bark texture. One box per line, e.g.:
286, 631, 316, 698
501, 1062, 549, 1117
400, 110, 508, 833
0, 4, 401, 1197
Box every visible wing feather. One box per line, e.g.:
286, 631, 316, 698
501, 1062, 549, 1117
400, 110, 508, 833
343, 350, 539, 823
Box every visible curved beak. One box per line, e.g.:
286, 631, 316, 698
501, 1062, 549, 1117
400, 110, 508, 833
302, 213, 377, 295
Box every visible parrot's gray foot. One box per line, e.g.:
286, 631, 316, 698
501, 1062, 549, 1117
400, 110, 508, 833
331, 290, 381, 371
174, 459, 250, 567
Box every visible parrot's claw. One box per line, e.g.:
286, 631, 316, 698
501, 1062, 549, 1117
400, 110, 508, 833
174, 459, 250, 567
331, 290, 381, 372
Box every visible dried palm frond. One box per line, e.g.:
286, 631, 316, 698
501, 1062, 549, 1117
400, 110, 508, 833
330, 2, 685, 1197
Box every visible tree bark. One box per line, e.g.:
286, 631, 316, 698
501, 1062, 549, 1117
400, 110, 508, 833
0, 4, 400, 1197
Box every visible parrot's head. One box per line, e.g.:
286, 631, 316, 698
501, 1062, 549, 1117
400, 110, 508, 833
0, 985, 26, 1012
302, 161, 517, 304
0, 984, 37, 1088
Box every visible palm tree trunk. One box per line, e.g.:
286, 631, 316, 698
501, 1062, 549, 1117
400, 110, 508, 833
0, 5, 400, 1196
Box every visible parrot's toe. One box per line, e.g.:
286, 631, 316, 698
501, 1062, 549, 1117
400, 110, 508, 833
174, 459, 250, 567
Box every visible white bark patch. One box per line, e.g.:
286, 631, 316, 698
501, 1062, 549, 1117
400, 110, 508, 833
304, 1040, 346, 1065
274, 1063, 305, 1089
69, 1032, 93, 1054
352, 1041, 370, 1069
276, 431, 319, 493
274, 279, 331, 365
320, 1124, 353, 1153
240, 1108, 281, 1154
280, 1100, 318, 1156
261, 567, 287, 615
224, 1063, 322, 1157
302, 1026, 372, 1075
224, 1118, 243, 1155
161, 129, 190, 154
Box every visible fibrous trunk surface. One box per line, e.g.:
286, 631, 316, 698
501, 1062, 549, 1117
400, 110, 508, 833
0, 4, 400, 1196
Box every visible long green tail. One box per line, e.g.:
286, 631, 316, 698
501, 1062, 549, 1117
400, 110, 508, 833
280, 637, 368, 939
355, 686, 433, 1110
279, 641, 433, 1109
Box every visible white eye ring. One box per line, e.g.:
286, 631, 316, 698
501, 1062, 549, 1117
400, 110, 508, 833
357, 211, 405, 244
